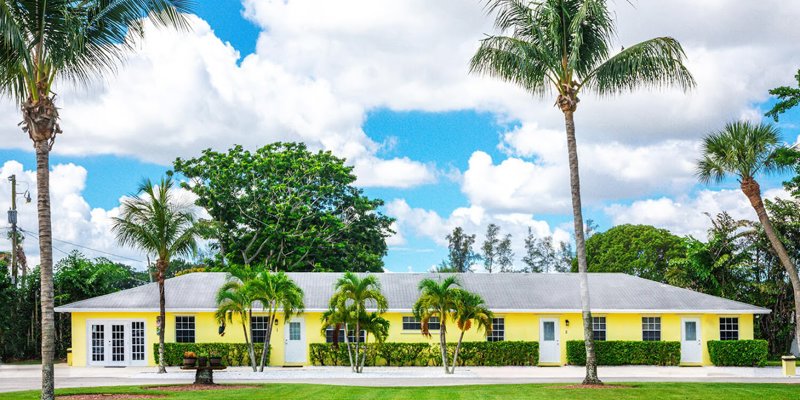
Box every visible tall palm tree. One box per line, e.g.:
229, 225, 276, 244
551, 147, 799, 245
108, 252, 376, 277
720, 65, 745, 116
450, 290, 493, 373
470, 0, 694, 384
0, 2, 190, 397
413, 275, 461, 374
112, 176, 197, 373
246, 270, 304, 372
215, 275, 258, 371
328, 272, 388, 373
697, 120, 800, 354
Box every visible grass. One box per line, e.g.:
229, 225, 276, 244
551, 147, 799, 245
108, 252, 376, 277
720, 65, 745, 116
765, 360, 799, 367
2, 383, 800, 400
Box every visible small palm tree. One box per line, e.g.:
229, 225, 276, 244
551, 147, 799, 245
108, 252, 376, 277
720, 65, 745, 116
320, 298, 356, 367
697, 120, 800, 353
215, 275, 258, 371
246, 270, 304, 371
327, 272, 388, 373
353, 311, 390, 373
0, 2, 190, 396
470, 0, 694, 384
112, 176, 198, 373
413, 275, 461, 374
450, 290, 493, 373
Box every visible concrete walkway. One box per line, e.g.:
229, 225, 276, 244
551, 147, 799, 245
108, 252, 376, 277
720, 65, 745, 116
1, 364, 798, 393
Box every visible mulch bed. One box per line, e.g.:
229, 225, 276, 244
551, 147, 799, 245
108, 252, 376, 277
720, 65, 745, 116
555, 384, 632, 390
57, 395, 165, 400
144, 384, 259, 392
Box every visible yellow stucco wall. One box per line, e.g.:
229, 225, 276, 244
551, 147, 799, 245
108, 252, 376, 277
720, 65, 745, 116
69, 311, 755, 367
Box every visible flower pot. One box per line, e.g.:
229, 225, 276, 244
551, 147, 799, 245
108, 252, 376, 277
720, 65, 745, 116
198, 357, 208, 367
182, 357, 197, 368
210, 357, 222, 367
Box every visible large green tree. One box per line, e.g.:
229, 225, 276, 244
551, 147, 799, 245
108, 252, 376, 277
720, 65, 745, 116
440, 227, 480, 273
470, 0, 694, 383
697, 120, 800, 356
0, 2, 189, 397
173, 143, 394, 272
578, 224, 685, 282
112, 176, 198, 373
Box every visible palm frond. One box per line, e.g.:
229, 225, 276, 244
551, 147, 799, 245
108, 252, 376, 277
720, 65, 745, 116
696, 121, 785, 184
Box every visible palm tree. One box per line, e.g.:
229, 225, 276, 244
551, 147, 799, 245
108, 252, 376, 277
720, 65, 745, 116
246, 270, 305, 372
413, 275, 461, 374
215, 274, 258, 371
697, 120, 800, 354
470, 0, 694, 384
450, 290, 493, 373
328, 272, 388, 373
112, 176, 198, 373
352, 311, 389, 373
320, 298, 356, 367
0, 2, 190, 396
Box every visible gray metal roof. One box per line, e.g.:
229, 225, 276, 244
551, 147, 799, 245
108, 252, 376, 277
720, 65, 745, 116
54, 272, 770, 313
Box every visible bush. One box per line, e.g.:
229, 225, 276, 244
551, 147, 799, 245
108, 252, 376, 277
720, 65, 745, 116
155, 343, 269, 366
310, 341, 538, 367
567, 340, 680, 366
707, 340, 768, 366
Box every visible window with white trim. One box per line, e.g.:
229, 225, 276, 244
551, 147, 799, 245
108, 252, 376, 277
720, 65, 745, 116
324, 328, 365, 343
402, 316, 440, 331
487, 318, 505, 342
251, 316, 270, 344
592, 317, 606, 341
720, 317, 739, 340
175, 316, 195, 343
642, 317, 661, 341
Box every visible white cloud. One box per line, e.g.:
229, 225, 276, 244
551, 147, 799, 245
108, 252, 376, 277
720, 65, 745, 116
605, 187, 791, 238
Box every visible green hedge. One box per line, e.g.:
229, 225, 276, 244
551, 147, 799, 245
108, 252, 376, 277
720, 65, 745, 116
567, 340, 680, 366
707, 340, 768, 366
309, 341, 538, 366
155, 343, 269, 366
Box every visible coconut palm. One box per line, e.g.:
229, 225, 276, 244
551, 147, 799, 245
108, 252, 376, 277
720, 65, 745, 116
247, 270, 305, 372
0, 2, 190, 396
112, 176, 198, 373
470, 0, 694, 384
697, 120, 800, 353
413, 275, 461, 374
450, 290, 493, 373
215, 275, 258, 371
328, 272, 388, 373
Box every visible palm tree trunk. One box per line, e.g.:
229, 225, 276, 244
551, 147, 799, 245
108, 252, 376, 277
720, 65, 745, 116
240, 319, 256, 371
741, 178, 800, 355
342, 323, 354, 369
450, 330, 465, 374
357, 335, 368, 373
35, 141, 55, 400
157, 259, 167, 374
259, 311, 274, 372
353, 321, 361, 373
563, 109, 601, 385
246, 309, 256, 371
439, 322, 449, 374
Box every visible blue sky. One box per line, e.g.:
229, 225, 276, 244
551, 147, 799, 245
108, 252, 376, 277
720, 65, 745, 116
0, 1, 798, 271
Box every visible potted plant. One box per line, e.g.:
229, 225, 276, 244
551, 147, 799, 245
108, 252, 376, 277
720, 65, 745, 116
182, 351, 197, 368
209, 350, 222, 367
197, 351, 208, 367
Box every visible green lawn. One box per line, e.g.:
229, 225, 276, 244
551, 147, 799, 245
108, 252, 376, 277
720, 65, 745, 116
3, 383, 800, 400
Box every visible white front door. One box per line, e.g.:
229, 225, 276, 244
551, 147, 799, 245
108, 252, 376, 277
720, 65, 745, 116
87, 320, 147, 367
284, 318, 306, 364
681, 317, 702, 363
539, 318, 560, 364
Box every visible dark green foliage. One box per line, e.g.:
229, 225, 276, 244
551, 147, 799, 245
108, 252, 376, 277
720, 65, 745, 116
765, 69, 800, 122
310, 341, 538, 366
156, 343, 269, 366
707, 340, 768, 367
438, 227, 480, 273
577, 224, 686, 282
566, 340, 680, 366
173, 143, 394, 271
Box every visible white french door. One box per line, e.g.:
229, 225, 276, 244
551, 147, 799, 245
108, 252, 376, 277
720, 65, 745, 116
87, 320, 147, 367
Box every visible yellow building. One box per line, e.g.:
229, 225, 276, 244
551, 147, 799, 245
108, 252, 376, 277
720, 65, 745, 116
55, 272, 768, 367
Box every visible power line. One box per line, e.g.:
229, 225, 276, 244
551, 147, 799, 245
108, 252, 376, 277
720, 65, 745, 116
17, 227, 144, 263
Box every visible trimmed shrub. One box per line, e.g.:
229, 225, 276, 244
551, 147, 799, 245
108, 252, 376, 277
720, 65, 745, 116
707, 340, 768, 367
567, 340, 680, 366
155, 343, 269, 366
310, 341, 538, 367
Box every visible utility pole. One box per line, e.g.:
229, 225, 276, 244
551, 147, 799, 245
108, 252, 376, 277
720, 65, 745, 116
7, 174, 17, 285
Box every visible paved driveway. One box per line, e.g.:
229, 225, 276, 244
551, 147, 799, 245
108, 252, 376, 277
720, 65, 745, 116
1, 364, 798, 393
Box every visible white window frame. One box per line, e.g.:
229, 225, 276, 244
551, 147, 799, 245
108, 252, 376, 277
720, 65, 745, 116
592, 316, 606, 341
175, 315, 196, 343
487, 317, 505, 342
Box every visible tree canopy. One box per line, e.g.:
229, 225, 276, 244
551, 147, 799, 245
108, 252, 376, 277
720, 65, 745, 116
173, 142, 394, 272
